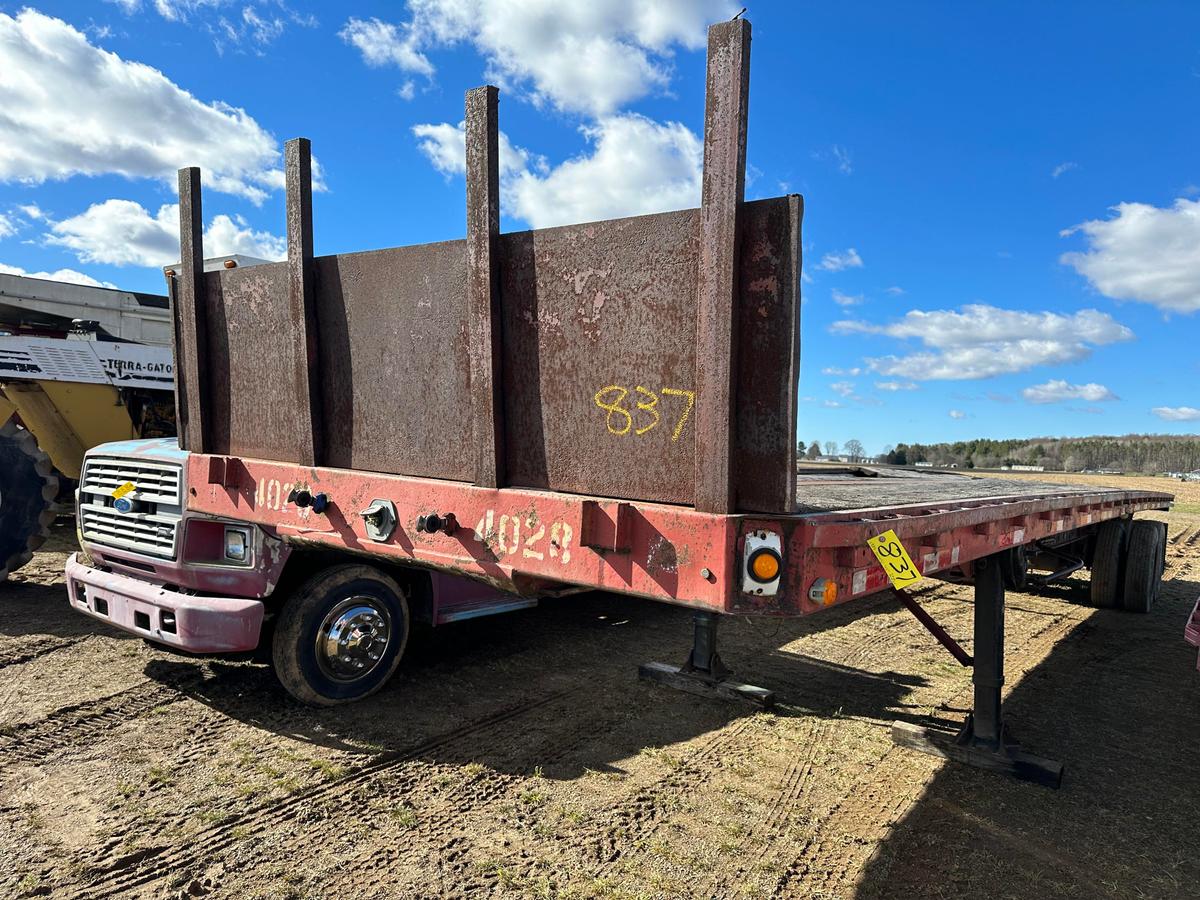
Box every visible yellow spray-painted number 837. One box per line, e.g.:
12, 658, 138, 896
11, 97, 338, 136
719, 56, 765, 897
594, 385, 695, 442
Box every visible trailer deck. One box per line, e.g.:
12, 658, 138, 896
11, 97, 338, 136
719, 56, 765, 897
792, 468, 1143, 512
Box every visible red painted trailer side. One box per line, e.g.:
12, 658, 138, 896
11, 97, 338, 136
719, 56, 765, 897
184, 453, 1171, 618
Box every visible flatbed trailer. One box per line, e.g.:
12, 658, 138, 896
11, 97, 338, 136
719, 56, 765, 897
65, 17, 1174, 788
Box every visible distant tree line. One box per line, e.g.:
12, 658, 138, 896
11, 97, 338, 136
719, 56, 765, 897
800, 439, 866, 462
874, 435, 1200, 473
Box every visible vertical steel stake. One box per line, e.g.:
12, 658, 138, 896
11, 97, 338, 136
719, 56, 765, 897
694, 17, 751, 514
175, 167, 209, 453
284, 137, 322, 466
465, 85, 505, 488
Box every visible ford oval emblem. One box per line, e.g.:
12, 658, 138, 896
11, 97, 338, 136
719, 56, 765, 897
114, 497, 133, 514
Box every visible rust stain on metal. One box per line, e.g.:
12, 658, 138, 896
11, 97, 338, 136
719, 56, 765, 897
176, 16, 798, 514
694, 18, 751, 515
284, 137, 322, 467
313, 242, 474, 481
465, 84, 505, 488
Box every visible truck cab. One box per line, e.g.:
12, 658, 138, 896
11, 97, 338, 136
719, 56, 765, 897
66, 438, 283, 655
66, 438, 546, 705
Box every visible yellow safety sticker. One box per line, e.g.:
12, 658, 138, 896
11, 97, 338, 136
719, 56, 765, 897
867, 528, 922, 589
112, 481, 137, 499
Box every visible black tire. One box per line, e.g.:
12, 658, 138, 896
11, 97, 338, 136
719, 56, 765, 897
1089, 519, 1127, 609
271, 564, 409, 706
1122, 520, 1166, 614
1000, 544, 1029, 591
0, 419, 59, 583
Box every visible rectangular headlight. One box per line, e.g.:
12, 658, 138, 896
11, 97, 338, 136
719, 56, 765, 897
224, 527, 248, 561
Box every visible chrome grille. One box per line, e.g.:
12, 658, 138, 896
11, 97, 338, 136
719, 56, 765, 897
80, 456, 183, 559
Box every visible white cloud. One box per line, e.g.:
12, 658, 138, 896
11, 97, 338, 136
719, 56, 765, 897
47, 199, 285, 268
1061, 198, 1200, 313
831, 289, 863, 307
821, 366, 863, 376
823, 400, 844, 409
833, 304, 1133, 380
339, 17, 433, 76
0, 214, 14, 240
1051, 161, 1077, 178
830, 381, 856, 397
17, 204, 45, 221
832, 145, 852, 175
413, 114, 702, 229
1021, 379, 1118, 404
816, 248, 863, 272
0, 10, 283, 202
236, 6, 285, 47
0, 262, 115, 288
347, 1, 735, 118
1152, 406, 1200, 422
396, 80, 417, 101
113, 1, 309, 51
885, 285, 905, 295
511, 116, 701, 227
410, 121, 538, 180
875, 380, 917, 391
948, 409, 966, 419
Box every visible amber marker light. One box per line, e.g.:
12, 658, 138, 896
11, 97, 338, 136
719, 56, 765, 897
747, 547, 782, 583
808, 578, 838, 606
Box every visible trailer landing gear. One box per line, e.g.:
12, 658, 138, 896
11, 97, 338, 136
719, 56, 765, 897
640, 611, 774, 708
892, 554, 1063, 788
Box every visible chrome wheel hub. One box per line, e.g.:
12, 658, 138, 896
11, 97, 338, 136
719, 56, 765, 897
315, 597, 391, 682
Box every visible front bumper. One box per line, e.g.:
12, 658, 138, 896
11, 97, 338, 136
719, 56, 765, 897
1186, 597, 1200, 673
66, 553, 264, 653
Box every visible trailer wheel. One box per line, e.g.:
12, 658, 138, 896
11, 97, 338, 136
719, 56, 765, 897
1122, 521, 1166, 614
1000, 544, 1029, 591
0, 419, 59, 583
271, 564, 409, 706
1089, 519, 1127, 609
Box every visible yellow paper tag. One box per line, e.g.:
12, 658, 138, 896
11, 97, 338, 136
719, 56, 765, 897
112, 481, 136, 499
867, 529, 922, 589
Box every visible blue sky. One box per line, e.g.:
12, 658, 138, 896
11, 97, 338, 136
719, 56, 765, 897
0, 1, 1197, 455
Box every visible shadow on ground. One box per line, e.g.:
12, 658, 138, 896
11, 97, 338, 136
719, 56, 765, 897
856, 566, 1200, 899
135, 587, 930, 778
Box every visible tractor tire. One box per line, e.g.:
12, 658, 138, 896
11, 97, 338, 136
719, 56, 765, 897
0, 419, 59, 583
1122, 520, 1166, 614
271, 564, 410, 706
1089, 518, 1127, 609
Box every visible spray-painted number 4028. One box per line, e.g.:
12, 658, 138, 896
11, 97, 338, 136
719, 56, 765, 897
594, 385, 695, 441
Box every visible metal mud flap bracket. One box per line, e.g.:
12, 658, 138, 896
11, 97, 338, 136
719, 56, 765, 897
359, 499, 397, 542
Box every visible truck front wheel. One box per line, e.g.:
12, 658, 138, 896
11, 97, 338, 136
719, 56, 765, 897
271, 564, 409, 706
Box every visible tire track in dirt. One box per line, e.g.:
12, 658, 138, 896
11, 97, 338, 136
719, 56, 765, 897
568, 603, 924, 891
704, 716, 831, 900
581, 716, 757, 878
331, 686, 652, 896
0, 636, 86, 671
65, 689, 574, 900
703, 592, 973, 898
770, 602, 1088, 898
0, 680, 189, 765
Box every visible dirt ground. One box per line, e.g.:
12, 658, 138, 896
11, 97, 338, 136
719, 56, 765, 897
1, 473, 1198, 899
